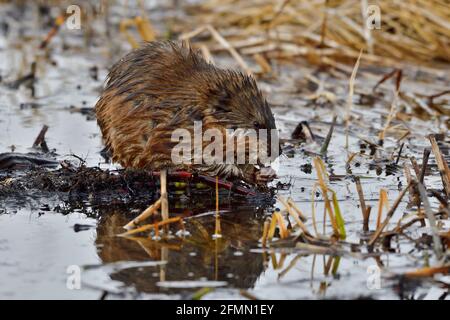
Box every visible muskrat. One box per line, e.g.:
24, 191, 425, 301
95, 41, 278, 221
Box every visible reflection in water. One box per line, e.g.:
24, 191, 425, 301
1, 198, 405, 299
95, 206, 268, 295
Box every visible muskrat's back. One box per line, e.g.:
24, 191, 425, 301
95, 41, 276, 183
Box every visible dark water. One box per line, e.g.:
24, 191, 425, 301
0, 1, 448, 299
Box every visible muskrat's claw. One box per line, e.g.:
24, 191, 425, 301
255, 167, 277, 184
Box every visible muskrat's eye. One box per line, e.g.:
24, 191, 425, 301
253, 121, 260, 128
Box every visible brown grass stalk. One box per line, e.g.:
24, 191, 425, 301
429, 135, 450, 197
368, 183, 411, 246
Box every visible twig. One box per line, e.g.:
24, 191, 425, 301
373, 69, 402, 93
363, 206, 371, 232
376, 189, 388, 229
429, 135, 450, 197
426, 89, 450, 106
200, 44, 215, 64
404, 163, 419, 206
410, 157, 421, 178
378, 70, 402, 143
40, 14, 67, 49
354, 176, 367, 223
313, 157, 339, 237
419, 148, 431, 184
273, 211, 289, 239
119, 216, 182, 237
214, 175, 222, 238
395, 142, 405, 165
32, 125, 49, 150
417, 183, 444, 259
287, 198, 307, 222
320, 115, 337, 155
239, 290, 258, 300
160, 169, 169, 221
261, 219, 270, 248
123, 199, 161, 230
318, 0, 329, 48
345, 49, 363, 149
278, 196, 311, 236
405, 265, 450, 278
180, 25, 253, 75
368, 183, 411, 246
278, 254, 301, 280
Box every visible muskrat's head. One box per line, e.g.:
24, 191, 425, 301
201, 70, 276, 132
196, 69, 279, 183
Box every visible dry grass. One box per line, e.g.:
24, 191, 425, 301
183, 0, 450, 69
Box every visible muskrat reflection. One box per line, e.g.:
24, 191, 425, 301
95, 207, 267, 294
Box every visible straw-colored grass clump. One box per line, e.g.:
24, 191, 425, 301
186, 0, 450, 66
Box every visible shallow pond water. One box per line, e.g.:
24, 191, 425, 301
0, 1, 448, 300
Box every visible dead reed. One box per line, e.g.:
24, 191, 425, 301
181, 0, 450, 72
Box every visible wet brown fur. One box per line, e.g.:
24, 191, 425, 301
95, 41, 276, 184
